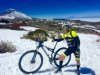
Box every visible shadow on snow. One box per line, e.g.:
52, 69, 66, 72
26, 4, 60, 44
35, 64, 95, 75
65, 64, 96, 75
37, 67, 57, 73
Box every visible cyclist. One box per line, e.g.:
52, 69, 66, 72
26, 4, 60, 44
53, 24, 80, 73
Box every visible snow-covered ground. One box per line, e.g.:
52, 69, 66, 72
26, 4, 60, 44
20, 26, 38, 31
73, 18, 100, 22
73, 25, 100, 34
0, 27, 100, 75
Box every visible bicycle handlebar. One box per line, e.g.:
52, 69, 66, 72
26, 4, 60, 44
35, 38, 44, 43
35, 38, 59, 43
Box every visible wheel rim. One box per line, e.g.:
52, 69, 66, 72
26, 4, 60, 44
19, 51, 43, 73
54, 48, 71, 67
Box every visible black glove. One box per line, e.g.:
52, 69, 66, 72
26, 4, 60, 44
53, 38, 64, 42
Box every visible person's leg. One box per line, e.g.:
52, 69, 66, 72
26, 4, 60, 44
76, 58, 80, 70
74, 49, 80, 71
55, 53, 66, 73
59, 53, 66, 68
75, 58, 80, 75
55, 47, 72, 73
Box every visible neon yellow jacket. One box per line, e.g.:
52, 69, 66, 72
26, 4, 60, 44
54, 30, 80, 47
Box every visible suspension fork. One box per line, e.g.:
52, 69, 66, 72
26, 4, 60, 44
31, 47, 40, 63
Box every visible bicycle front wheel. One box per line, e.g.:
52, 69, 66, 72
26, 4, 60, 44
54, 47, 71, 67
18, 50, 43, 74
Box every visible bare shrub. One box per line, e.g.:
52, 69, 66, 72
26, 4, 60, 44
0, 41, 17, 53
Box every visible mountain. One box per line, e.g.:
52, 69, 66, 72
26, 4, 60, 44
0, 8, 32, 19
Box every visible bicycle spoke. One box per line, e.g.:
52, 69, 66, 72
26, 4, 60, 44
19, 51, 43, 74
54, 47, 71, 67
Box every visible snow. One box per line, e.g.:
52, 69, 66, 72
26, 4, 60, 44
0, 23, 13, 25
20, 26, 38, 31
73, 25, 100, 33
0, 23, 6, 25
0, 27, 100, 75
73, 18, 100, 22
73, 25, 96, 29
0, 9, 32, 19
0, 15, 14, 19
13, 11, 32, 19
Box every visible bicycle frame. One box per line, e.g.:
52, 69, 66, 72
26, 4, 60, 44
18, 39, 71, 74
35, 40, 58, 64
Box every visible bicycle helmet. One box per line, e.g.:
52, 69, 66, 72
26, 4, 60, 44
62, 24, 72, 30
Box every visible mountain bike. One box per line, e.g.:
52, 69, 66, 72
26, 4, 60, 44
18, 38, 71, 74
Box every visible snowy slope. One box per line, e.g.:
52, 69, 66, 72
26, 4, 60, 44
0, 27, 100, 75
72, 18, 100, 22
73, 25, 100, 33
0, 9, 32, 19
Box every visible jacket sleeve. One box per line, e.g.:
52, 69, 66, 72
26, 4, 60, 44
74, 36, 80, 46
53, 38, 64, 42
71, 31, 78, 37
53, 34, 66, 42
71, 31, 80, 46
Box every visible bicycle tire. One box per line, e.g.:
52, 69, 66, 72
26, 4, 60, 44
18, 50, 43, 74
54, 47, 71, 67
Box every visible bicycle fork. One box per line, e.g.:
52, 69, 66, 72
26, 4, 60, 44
31, 51, 37, 64
31, 47, 40, 64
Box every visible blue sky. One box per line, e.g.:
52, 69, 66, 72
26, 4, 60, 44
0, 0, 100, 19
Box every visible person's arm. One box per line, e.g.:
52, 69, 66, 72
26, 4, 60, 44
53, 33, 67, 42
53, 38, 64, 42
71, 31, 80, 46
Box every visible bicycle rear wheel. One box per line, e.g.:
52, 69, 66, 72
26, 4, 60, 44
18, 50, 43, 74
54, 47, 71, 67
